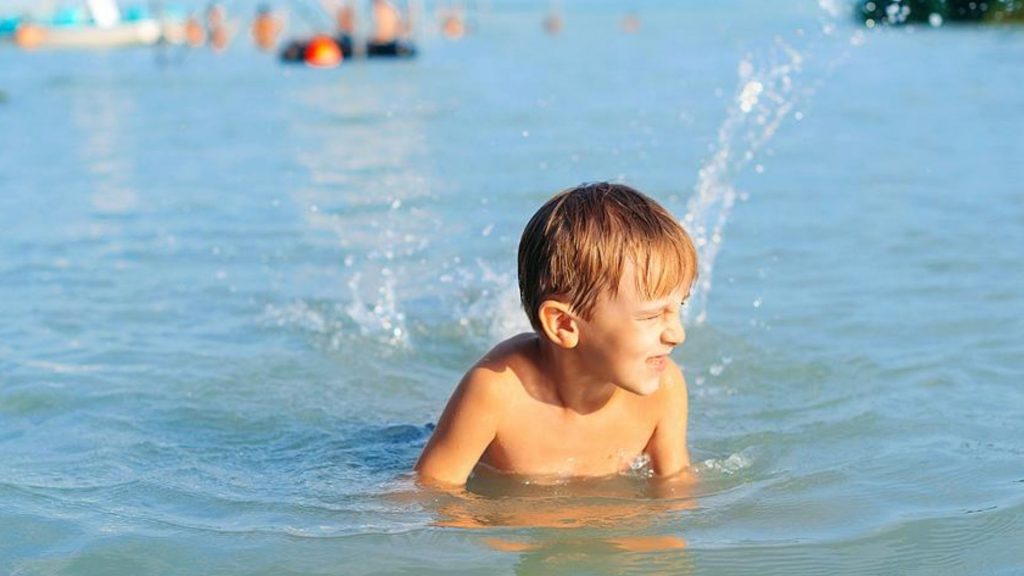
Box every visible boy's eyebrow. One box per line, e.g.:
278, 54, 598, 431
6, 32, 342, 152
637, 300, 683, 313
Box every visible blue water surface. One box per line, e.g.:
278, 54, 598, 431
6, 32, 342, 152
1, 1, 1023, 574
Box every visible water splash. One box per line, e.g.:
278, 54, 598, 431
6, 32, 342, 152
346, 269, 409, 348
262, 284, 409, 351
695, 452, 752, 476
624, 453, 654, 479
262, 300, 348, 350
817, 0, 847, 19
458, 260, 531, 345
684, 39, 804, 325
683, 6, 862, 324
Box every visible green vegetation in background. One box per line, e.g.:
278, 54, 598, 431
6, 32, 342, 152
857, 0, 1024, 25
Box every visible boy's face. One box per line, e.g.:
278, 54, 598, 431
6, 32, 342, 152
575, 261, 688, 396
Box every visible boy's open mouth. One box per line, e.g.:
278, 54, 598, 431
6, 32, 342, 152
647, 355, 668, 371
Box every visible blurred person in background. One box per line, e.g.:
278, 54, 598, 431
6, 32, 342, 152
251, 4, 284, 51
205, 2, 233, 51
367, 0, 415, 57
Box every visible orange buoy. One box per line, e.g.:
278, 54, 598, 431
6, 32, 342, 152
304, 35, 342, 68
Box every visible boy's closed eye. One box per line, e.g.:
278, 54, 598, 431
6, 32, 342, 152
638, 307, 675, 321
639, 299, 689, 321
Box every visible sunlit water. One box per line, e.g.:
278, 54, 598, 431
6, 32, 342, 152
1, 1, 1023, 574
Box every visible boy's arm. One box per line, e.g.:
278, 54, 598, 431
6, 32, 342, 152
645, 360, 691, 477
415, 366, 503, 487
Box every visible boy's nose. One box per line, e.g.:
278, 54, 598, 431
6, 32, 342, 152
663, 314, 685, 346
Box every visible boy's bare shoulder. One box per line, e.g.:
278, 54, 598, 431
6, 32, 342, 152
652, 357, 688, 412
638, 358, 687, 412
461, 333, 541, 400
478, 332, 539, 364
662, 358, 687, 391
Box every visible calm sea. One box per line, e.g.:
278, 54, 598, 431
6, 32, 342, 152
1, 1, 1022, 574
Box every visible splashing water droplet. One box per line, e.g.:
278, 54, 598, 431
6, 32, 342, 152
738, 81, 764, 113
682, 4, 860, 325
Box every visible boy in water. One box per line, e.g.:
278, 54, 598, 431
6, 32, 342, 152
416, 182, 698, 486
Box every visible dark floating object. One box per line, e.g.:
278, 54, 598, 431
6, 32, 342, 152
280, 34, 350, 65
279, 34, 415, 65
857, 0, 1024, 26
366, 40, 416, 58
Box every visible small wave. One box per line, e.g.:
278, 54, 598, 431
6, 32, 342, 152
25, 359, 102, 375
0, 477, 144, 495
0, 422, 439, 538
695, 452, 753, 476
0, 344, 104, 376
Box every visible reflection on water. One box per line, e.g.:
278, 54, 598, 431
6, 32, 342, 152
70, 77, 140, 215
501, 534, 693, 576
401, 470, 698, 574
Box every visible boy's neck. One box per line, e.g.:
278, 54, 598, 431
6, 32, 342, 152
535, 336, 619, 415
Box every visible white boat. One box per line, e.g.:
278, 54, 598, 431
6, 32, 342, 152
13, 0, 186, 49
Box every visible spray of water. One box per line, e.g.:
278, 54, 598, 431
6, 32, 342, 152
346, 267, 409, 348
683, 39, 803, 324
457, 260, 531, 346
683, 3, 863, 324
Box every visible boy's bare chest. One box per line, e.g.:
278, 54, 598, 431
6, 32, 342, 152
482, 401, 657, 476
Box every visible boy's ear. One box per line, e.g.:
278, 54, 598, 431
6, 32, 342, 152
538, 300, 580, 349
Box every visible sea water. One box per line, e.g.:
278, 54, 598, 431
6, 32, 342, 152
1, 1, 1022, 574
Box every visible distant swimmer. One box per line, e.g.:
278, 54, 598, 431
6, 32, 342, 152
621, 11, 640, 34
184, 14, 205, 46
250, 4, 284, 52
367, 0, 416, 58
335, 1, 356, 35
205, 3, 232, 52
439, 4, 465, 39
320, 0, 356, 57
371, 0, 403, 43
542, 9, 562, 35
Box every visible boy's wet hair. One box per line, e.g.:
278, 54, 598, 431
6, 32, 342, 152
518, 182, 698, 331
